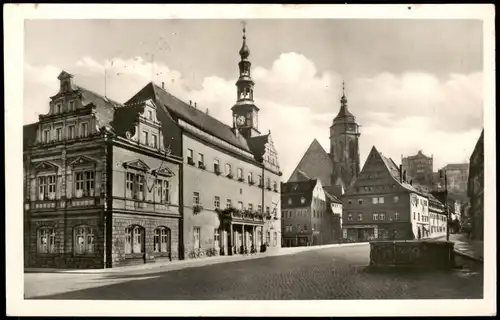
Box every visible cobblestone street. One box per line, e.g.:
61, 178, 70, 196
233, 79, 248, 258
26, 244, 483, 300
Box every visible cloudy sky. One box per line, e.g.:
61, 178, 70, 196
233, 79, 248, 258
24, 19, 484, 179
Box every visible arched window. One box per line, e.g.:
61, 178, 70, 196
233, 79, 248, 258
338, 141, 344, 161
154, 227, 170, 253
38, 226, 56, 254
125, 225, 145, 254
74, 225, 95, 254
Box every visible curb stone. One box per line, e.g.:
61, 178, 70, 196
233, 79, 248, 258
453, 249, 483, 263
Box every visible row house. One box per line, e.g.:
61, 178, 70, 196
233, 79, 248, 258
340, 146, 443, 242
124, 27, 282, 258
467, 129, 484, 240
281, 179, 335, 247
23, 71, 182, 269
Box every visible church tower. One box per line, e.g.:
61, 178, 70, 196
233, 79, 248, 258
231, 26, 261, 138
329, 82, 361, 188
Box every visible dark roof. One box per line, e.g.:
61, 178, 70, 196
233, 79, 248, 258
125, 82, 252, 153
375, 146, 421, 194
23, 123, 38, 151
404, 150, 432, 160
324, 190, 341, 204
281, 179, 318, 208
77, 86, 121, 128
323, 185, 343, 198
110, 102, 145, 136
247, 134, 269, 161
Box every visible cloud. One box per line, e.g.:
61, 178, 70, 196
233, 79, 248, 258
24, 53, 483, 179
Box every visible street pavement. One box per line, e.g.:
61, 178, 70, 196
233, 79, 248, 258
26, 243, 483, 300
449, 233, 484, 261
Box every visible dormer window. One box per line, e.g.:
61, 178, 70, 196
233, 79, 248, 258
68, 125, 75, 139
148, 110, 153, 120
68, 101, 75, 111
300, 197, 306, 204
56, 103, 62, 114
143, 131, 149, 146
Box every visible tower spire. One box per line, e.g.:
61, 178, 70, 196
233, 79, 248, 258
340, 80, 347, 107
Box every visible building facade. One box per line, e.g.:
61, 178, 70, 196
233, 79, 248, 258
435, 163, 470, 195
341, 146, 440, 242
23, 72, 183, 269
281, 179, 331, 247
402, 150, 433, 189
125, 27, 282, 258
467, 129, 484, 240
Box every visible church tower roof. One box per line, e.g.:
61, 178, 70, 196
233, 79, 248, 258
239, 26, 250, 60
333, 81, 356, 124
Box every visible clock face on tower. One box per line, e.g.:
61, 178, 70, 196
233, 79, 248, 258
236, 115, 246, 126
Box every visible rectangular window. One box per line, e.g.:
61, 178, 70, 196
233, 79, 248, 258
237, 168, 243, 179
257, 205, 262, 212
225, 163, 232, 175
258, 175, 262, 186
194, 227, 201, 249
357, 213, 363, 221
155, 179, 169, 203
379, 197, 384, 204
198, 153, 204, 168
214, 196, 220, 209
372, 197, 378, 204
38, 176, 56, 200
266, 231, 271, 245
75, 171, 95, 198
187, 149, 194, 164
266, 177, 271, 188
226, 199, 232, 208
266, 206, 270, 215
379, 213, 385, 221
38, 227, 56, 254
273, 232, 277, 247
248, 172, 253, 184
143, 131, 149, 145
136, 174, 144, 200
152, 135, 158, 148
81, 123, 88, 137
56, 103, 62, 113
133, 227, 143, 253
126, 172, 135, 199
154, 228, 169, 253
148, 110, 153, 120
238, 201, 244, 210
68, 125, 75, 139
56, 128, 62, 141
43, 130, 50, 143
214, 159, 220, 173
214, 229, 220, 248
373, 213, 378, 221
248, 203, 253, 211
69, 100, 75, 111
74, 226, 95, 255
193, 192, 200, 205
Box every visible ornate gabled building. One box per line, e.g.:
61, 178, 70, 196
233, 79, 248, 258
288, 83, 360, 192
23, 71, 183, 269
340, 146, 446, 242
125, 27, 282, 257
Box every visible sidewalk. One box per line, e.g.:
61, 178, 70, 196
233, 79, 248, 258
450, 233, 484, 262
25, 242, 366, 274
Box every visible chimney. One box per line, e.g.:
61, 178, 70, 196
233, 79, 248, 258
206, 108, 209, 115
161, 81, 165, 89
189, 100, 192, 106
194, 102, 197, 109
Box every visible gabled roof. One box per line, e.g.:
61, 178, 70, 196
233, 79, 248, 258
125, 82, 252, 153
23, 123, 38, 151
77, 86, 121, 128
288, 138, 333, 185
323, 185, 343, 198
247, 134, 269, 161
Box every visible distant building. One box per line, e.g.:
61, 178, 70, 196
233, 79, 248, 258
341, 146, 445, 242
288, 84, 360, 192
402, 150, 433, 189
325, 190, 343, 243
467, 130, 484, 240
281, 179, 339, 247
435, 163, 469, 195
